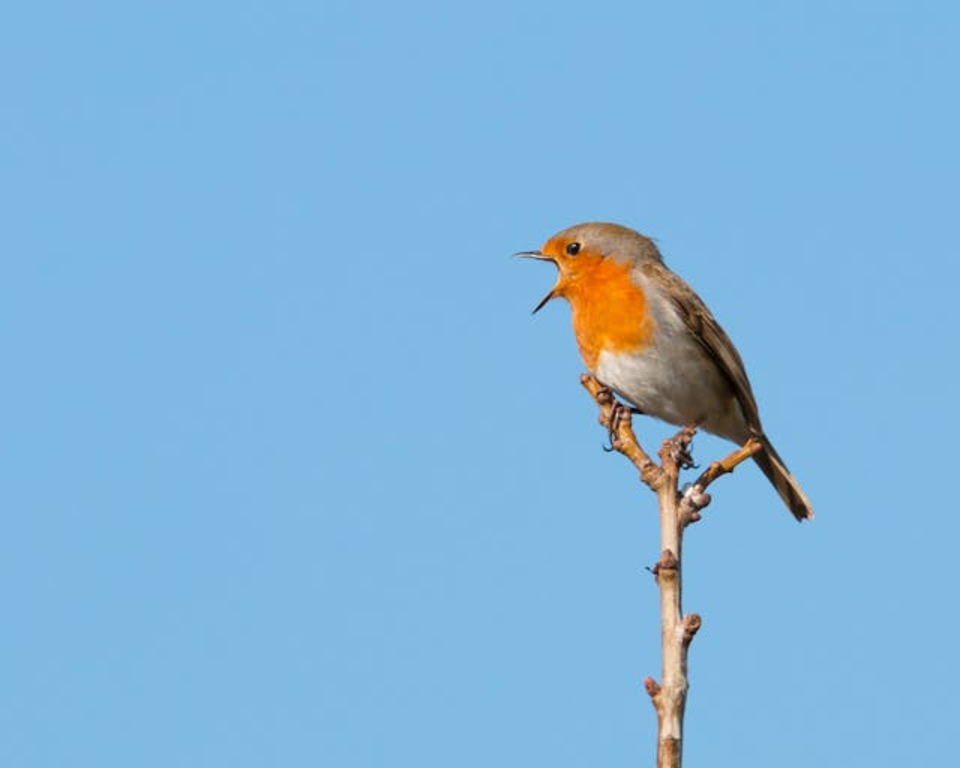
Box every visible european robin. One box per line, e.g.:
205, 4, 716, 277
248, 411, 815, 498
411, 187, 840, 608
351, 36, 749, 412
519, 222, 813, 521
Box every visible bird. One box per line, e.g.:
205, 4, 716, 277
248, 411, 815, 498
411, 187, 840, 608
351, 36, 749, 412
518, 222, 813, 521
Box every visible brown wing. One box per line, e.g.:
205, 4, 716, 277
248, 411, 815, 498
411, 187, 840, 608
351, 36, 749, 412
639, 262, 814, 520
642, 262, 762, 431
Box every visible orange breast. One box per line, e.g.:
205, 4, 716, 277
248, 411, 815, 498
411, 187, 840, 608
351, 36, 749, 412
561, 257, 655, 370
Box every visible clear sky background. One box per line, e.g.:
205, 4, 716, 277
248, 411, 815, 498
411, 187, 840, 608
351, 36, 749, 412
2, 1, 958, 766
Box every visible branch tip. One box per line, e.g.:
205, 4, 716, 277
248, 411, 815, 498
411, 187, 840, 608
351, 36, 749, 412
644, 676, 662, 698
679, 485, 712, 526
682, 613, 703, 644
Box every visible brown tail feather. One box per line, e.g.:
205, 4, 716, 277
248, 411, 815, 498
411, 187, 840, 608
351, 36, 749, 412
751, 434, 814, 522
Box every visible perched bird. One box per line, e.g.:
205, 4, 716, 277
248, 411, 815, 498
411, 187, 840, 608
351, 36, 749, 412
519, 222, 813, 521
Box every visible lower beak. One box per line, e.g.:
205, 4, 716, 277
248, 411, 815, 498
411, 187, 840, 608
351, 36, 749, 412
531, 288, 557, 314
515, 250, 559, 314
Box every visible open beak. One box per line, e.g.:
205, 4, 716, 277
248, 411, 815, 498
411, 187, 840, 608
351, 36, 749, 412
515, 250, 559, 314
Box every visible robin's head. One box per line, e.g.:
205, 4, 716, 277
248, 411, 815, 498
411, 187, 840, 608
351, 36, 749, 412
517, 222, 662, 313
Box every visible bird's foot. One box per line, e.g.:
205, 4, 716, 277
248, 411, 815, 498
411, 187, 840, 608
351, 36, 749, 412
664, 425, 697, 470
602, 399, 643, 451
602, 399, 625, 451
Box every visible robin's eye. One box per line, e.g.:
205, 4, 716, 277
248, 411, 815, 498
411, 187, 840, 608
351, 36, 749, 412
566, 242, 581, 256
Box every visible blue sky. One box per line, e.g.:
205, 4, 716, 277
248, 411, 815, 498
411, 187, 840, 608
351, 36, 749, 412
2, 1, 958, 765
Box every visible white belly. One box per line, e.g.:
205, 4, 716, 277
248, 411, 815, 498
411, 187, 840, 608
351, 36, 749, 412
593, 305, 747, 443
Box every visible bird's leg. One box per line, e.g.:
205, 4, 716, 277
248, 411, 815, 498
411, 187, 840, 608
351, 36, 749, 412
668, 425, 698, 471
592, 385, 618, 451
602, 399, 625, 452
594, 385, 645, 451
602, 397, 643, 451
582, 373, 665, 489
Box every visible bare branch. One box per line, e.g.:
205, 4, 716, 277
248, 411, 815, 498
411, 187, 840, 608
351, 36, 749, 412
693, 438, 761, 490
580, 373, 755, 768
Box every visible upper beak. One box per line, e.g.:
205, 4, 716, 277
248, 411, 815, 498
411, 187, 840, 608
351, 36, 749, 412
515, 250, 559, 313
514, 249, 553, 261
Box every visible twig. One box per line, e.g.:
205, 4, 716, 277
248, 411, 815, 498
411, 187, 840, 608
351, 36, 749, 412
580, 374, 754, 768
678, 438, 762, 526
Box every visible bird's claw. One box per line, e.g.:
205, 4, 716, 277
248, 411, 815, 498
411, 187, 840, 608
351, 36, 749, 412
603, 399, 633, 451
